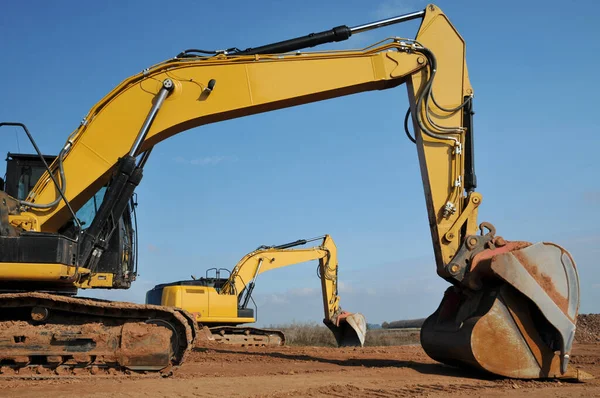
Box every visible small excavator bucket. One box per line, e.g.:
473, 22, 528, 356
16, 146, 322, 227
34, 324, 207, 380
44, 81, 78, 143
326, 311, 367, 347
421, 241, 580, 379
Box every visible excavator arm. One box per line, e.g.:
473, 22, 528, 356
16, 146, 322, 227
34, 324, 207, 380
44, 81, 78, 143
219, 235, 366, 346
16, 7, 473, 283
14, 6, 475, 292
16, 6, 468, 275
0, 4, 581, 378
21, 42, 424, 232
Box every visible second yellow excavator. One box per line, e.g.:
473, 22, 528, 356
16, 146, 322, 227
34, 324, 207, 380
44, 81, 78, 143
145, 235, 366, 347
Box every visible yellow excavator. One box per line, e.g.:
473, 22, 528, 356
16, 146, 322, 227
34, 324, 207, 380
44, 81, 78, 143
145, 235, 367, 347
0, 4, 580, 379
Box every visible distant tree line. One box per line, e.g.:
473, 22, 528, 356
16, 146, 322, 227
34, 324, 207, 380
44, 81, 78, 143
381, 318, 426, 329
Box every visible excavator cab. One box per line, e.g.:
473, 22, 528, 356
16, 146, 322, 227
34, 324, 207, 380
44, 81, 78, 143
0, 151, 138, 291
3, 153, 58, 201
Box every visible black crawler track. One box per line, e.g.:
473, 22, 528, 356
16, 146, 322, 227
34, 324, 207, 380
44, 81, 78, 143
207, 326, 286, 346
0, 292, 197, 377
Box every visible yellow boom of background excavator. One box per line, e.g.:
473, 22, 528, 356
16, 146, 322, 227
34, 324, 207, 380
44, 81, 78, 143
145, 235, 366, 347
0, 4, 580, 379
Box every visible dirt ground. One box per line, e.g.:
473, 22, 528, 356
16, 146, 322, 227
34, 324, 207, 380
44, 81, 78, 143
0, 314, 598, 397
0, 341, 597, 397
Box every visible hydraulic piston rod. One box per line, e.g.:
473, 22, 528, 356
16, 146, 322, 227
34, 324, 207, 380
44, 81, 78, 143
349, 10, 425, 34
129, 79, 174, 157
228, 8, 427, 56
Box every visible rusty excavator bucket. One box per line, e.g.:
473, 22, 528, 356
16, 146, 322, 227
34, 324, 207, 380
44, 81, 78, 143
325, 311, 367, 347
421, 240, 581, 379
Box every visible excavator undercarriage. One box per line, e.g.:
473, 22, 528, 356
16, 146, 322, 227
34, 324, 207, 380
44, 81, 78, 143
0, 293, 197, 375
198, 326, 286, 347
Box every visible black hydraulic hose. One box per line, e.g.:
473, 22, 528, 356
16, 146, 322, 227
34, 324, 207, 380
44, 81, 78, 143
404, 107, 416, 144
416, 47, 469, 138
176, 48, 242, 58
431, 92, 472, 114
177, 48, 217, 56
413, 48, 460, 144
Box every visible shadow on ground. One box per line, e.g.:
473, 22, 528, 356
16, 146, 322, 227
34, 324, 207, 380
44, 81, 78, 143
193, 346, 497, 381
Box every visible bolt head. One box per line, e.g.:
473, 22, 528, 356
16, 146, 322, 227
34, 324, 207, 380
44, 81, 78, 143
495, 236, 507, 247
448, 264, 460, 275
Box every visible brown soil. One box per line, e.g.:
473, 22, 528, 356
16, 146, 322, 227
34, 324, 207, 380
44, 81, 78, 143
575, 314, 600, 344
0, 313, 597, 397
0, 342, 597, 397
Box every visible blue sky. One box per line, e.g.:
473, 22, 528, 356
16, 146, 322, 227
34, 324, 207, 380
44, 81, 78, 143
1, 0, 598, 326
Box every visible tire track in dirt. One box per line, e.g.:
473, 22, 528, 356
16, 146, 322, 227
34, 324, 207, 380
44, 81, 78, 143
256, 382, 493, 398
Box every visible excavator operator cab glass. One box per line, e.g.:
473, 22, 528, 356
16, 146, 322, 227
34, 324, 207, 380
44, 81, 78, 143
2, 153, 112, 230
2, 153, 109, 230
76, 187, 107, 228
4, 152, 56, 200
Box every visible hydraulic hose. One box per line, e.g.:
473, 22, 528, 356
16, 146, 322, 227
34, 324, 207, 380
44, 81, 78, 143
404, 107, 416, 143
413, 47, 460, 145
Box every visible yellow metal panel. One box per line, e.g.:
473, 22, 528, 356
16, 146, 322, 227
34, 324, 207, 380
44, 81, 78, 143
0, 262, 81, 281
161, 286, 209, 319
0, 262, 111, 288
246, 58, 374, 103
76, 273, 114, 288
161, 286, 183, 307
159, 285, 245, 323
208, 292, 238, 318
202, 316, 255, 324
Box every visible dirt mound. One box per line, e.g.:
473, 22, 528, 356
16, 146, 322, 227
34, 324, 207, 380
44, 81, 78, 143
576, 314, 600, 343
